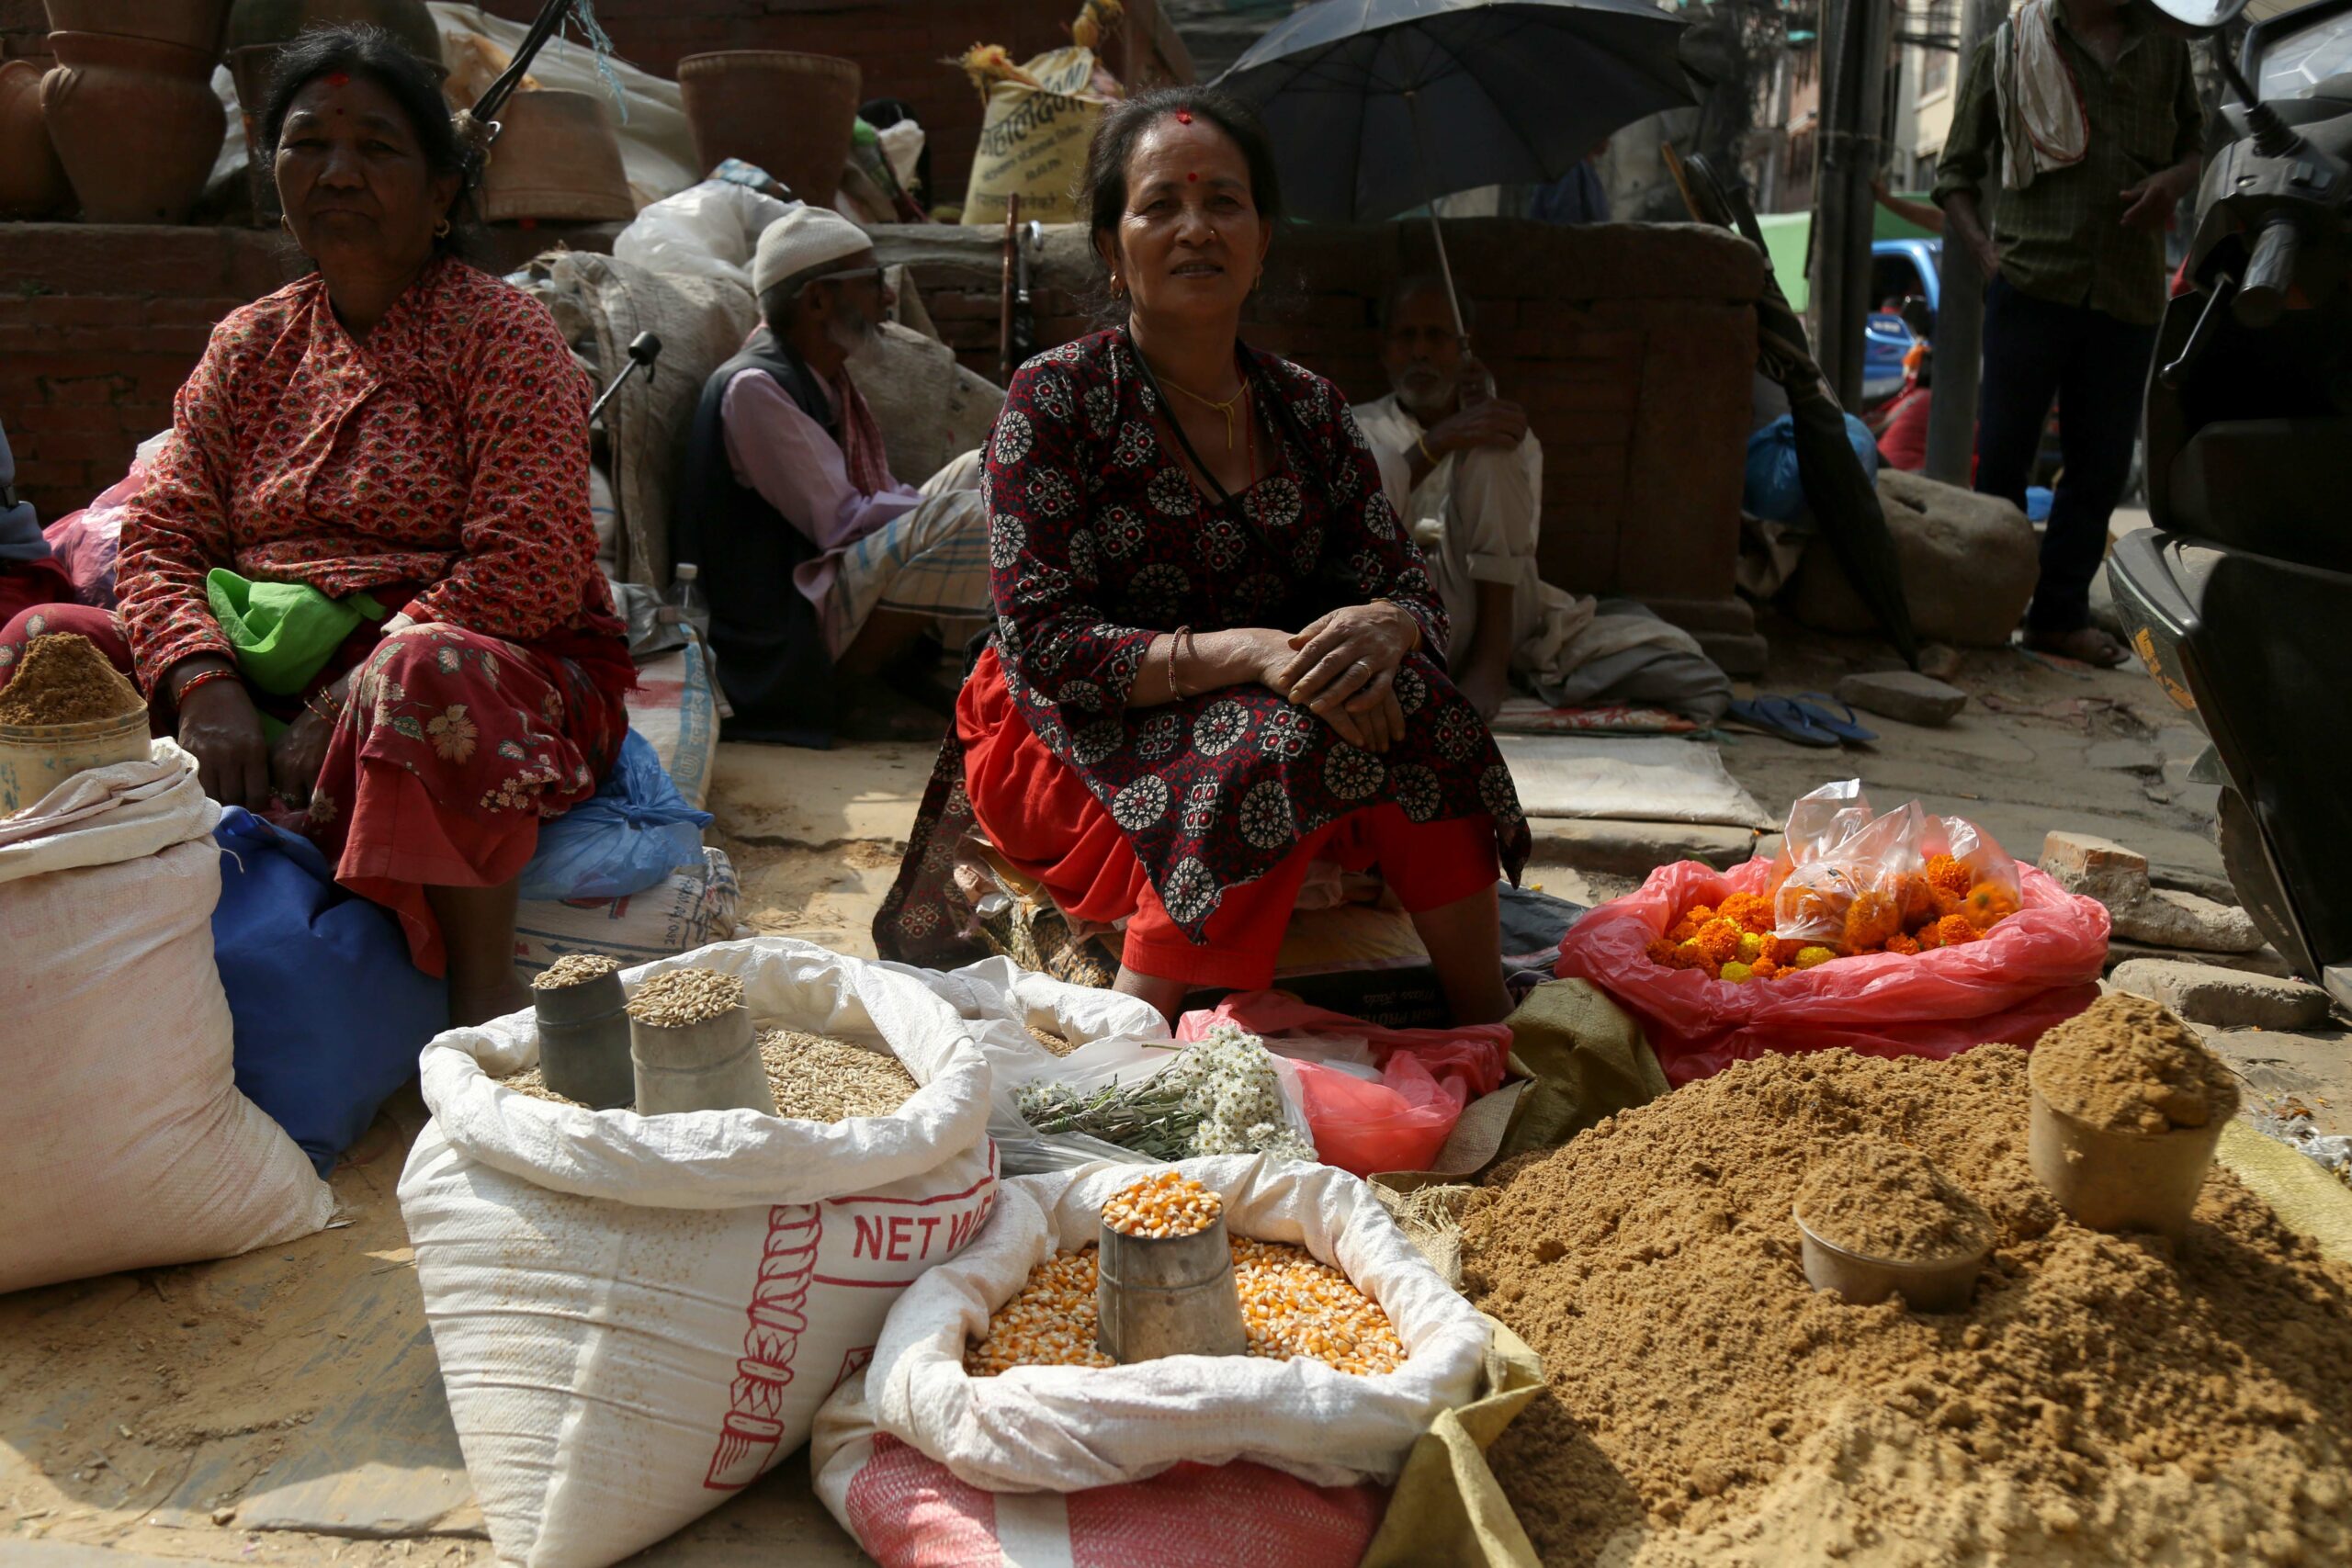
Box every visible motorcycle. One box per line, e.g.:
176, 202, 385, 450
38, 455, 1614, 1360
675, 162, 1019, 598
2113, 0, 2352, 1008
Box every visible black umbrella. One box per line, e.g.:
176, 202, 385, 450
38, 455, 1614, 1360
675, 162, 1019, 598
1216, 0, 1693, 335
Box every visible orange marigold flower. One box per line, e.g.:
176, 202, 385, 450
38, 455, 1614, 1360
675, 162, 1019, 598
1717, 892, 1776, 935
1749, 957, 1781, 980
1894, 873, 1935, 930
1926, 853, 1973, 898
1764, 935, 1807, 967
1668, 919, 1702, 943
1694, 919, 1745, 964
1963, 882, 2019, 931
1916, 923, 1944, 951
1935, 914, 1978, 947
1885, 932, 1921, 956
1843, 891, 1902, 953
1683, 905, 1716, 928
1931, 885, 1969, 921
1645, 937, 1681, 965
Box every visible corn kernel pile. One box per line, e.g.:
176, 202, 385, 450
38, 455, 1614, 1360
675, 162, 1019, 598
963, 1240, 1408, 1378
1102, 1169, 1224, 1238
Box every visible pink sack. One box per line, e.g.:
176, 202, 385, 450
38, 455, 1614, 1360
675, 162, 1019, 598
1555, 857, 2109, 1086
836, 1436, 1385, 1568
40, 462, 141, 609
1176, 992, 1513, 1174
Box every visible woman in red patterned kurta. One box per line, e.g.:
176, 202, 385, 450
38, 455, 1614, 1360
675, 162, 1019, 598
108, 29, 625, 1023
884, 91, 1528, 1024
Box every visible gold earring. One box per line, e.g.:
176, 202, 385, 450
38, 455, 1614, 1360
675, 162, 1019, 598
434, 217, 451, 239
278, 214, 293, 234
1110, 273, 1125, 298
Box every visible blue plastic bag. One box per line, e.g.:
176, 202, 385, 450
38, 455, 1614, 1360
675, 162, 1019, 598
517, 728, 713, 903
1743, 412, 1881, 523
212, 807, 448, 1175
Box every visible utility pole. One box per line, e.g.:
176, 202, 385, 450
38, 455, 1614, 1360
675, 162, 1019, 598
1813, 0, 1893, 405
1926, 0, 2002, 484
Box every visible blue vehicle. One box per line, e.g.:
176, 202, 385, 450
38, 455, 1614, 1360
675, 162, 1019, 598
1862, 237, 1941, 407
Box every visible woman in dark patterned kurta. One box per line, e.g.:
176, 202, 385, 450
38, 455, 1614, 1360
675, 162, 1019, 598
35, 29, 630, 1025
882, 89, 1528, 1023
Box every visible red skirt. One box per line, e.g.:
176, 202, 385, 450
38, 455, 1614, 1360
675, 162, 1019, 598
958, 648, 1498, 990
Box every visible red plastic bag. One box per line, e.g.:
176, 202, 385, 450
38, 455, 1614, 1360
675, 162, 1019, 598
1288, 1055, 1459, 1176
835, 1435, 1385, 1568
1174, 992, 1512, 1172
1556, 856, 2109, 1086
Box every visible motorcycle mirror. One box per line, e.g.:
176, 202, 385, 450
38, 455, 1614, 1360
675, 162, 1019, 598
2142, 0, 2248, 37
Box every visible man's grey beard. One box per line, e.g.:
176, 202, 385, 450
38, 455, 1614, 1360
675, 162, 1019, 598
1389, 362, 1447, 412
829, 307, 882, 358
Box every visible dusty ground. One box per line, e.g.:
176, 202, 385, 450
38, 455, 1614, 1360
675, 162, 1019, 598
6, 617, 2339, 1565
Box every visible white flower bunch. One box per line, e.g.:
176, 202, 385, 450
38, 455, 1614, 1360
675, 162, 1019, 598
1159, 1022, 1318, 1164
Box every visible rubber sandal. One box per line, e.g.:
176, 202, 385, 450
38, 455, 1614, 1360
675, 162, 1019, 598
1725, 695, 1842, 748
1791, 693, 1879, 745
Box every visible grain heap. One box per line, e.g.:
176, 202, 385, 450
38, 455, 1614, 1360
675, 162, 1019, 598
623, 966, 742, 1027
1102, 1169, 1222, 1238
531, 953, 623, 990
965, 1171, 1409, 1377
0, 632, 141, 727
757, 1030, 918, 1121
1463, 1044, 2352, 1567
1795, 1136, 1993, 1263
2034, 993, 2239, 1134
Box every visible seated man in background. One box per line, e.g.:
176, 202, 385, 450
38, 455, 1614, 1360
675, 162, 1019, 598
1353, 276, 1729, 724
677, 205, 988, 743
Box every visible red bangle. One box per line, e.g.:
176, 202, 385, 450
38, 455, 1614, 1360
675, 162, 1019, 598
1166, 625, 1192, 701
175, 667, 240, 707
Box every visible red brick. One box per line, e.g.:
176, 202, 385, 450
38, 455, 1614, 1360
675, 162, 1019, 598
147, 296, 251, 329
10, 403, 122, 434
28, 295, 133, 328
28, 430, 136, 463
35, 372, 137, 405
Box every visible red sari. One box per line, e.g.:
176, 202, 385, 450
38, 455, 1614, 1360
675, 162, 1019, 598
99, 257, 631, 975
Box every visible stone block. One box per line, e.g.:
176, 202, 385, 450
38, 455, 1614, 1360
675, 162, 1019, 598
1783, 469, 2040, 647
1836, 670, 1966, 728
2105, 937, 2294, 978
2109, 959, 2335, 1031
2043, 830, 2265, 954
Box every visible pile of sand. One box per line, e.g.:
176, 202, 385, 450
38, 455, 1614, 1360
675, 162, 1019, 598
1462, 1043, 2352, 1567
0, 633, 141, 728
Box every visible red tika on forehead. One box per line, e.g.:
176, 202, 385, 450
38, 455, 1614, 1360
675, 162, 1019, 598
1187, 172, 1198, 182
1174, 109, 1193, 124
325, 71, 351, 86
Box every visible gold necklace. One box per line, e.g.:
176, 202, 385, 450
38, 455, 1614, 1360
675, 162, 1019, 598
1159, 372, 1250, 451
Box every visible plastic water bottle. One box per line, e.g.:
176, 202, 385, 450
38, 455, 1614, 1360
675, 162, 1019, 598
668, 562, 711, 641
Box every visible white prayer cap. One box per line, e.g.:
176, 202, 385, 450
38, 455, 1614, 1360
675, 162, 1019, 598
751, 205, 872, 298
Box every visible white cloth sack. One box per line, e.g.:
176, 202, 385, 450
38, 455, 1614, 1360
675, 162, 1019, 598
612, 179, 793, 291
399, 938, 1000, 1568
512, 842, 739, 980
621, 637, 721, 811
0, 741, 333, 1292
817, 1154, 1488, 1499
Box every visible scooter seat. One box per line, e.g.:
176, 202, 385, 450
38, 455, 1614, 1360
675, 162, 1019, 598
2163, 417, 2352, 574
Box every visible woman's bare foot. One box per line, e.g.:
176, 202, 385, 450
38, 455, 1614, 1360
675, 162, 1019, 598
2022, 626, 2131, 668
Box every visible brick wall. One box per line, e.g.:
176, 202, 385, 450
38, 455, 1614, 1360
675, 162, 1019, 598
477, 0, 1192, 212
0, 226, 299, 524
2, 216, 1760, 632
0, 0, 41, 59
877, 219, 1765, 607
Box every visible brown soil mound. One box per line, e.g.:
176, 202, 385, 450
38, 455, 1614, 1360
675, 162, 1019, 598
1796, 1135, 1993, 1263
1463, 1046, 2352, 1567
0, 632, 142, 727
2034, 993, 2240, 1134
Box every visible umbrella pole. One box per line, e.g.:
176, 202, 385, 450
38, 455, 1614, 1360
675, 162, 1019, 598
1404, 91, 1470, 352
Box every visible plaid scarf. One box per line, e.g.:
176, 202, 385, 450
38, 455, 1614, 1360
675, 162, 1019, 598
830, 367, 896, 499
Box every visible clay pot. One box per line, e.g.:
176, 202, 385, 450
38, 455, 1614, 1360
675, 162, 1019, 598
43, 0, 231, 57
0, 58, 73, 219
478, 88, 634, 223
677, 51, 861, 209
224, 0, 440, 71
41, 31, 227, 223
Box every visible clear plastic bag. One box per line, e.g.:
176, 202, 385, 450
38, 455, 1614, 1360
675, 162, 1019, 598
610, 179, 792, 290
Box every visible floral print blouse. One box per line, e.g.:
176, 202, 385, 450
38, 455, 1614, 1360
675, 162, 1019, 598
983, 329, 1529, 938
117, 256, 616, 692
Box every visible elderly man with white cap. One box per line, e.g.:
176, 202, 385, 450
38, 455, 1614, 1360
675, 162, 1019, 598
675, 205, 988, 743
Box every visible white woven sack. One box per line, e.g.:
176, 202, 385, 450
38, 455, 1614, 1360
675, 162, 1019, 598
836, 1154, 1488, 1495
0, 741, 334, 1292
398, 938, 999, 1568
